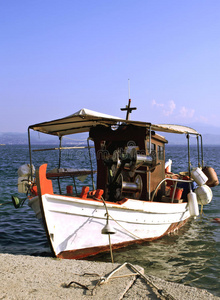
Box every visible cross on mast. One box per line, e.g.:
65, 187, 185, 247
120, 99, 137, 120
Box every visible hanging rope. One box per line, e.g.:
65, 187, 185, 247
93, 196, 115, 263
108, 233, 114, 264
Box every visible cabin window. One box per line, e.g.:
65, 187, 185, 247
157, 145, 164, 160
146, 141, 155, 153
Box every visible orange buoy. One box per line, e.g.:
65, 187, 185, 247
202, 166, 219, 187
213, 218, 220, 223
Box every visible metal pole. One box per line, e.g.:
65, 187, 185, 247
200, 134, 204, 168
148, 127, 151, 201
58, 136, 62, 169
187, 134, 191, 176
58, 136, 62, 194
72, 176, 78, 196
171, 181, 177, 203
28, 127, 33, 181
87, 137, 95, 190
197, 135, 200, 167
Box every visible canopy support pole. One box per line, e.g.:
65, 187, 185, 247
58, 136, 62, 194
87, 138, 95, 190
148, 127, 151, 201
200, 134, 204, 168
28, 127, 33, 182
187, 134, 191, 177
58, 136, 62, 169
197, 135, 200, 168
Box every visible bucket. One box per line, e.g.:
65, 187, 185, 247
191, 168, 208, 186
66, 185, 73, 195
170, 186, 183, 200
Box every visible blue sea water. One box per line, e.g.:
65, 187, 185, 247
0, 144, 219, 296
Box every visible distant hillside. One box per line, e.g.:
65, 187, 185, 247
0, 132, 87, 145
1, 126, 220, 145
0, 132, 28, 145
159, 123, 220, 145
186, 123, 220, 135
163, 132, 220, 145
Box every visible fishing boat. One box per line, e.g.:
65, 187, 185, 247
13, 101, 218, 259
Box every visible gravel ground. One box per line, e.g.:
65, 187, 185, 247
0, 253, 219, 300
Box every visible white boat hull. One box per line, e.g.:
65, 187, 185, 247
29, 194, 191, 259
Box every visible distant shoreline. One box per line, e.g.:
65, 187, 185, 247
1, 143, 220, 146
1, 131, 220, 146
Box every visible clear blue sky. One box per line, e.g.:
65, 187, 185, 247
1, 0, 220, 132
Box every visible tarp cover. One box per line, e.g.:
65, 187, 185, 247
29, 108, 199, 136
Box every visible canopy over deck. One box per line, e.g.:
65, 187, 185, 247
29, 108, 199, 136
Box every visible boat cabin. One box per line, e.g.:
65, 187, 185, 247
90, 124, 167, 201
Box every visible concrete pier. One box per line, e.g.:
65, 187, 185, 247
0, 254, 218, 299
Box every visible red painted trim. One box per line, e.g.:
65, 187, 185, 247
57, 218, 189, 260
38, 164, 54, 195
36, 164, 56, 257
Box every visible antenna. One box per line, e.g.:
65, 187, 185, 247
120, 79, 137, 120
128, 78, 130, 99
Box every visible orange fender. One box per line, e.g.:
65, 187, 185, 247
213, 218, 220, 223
